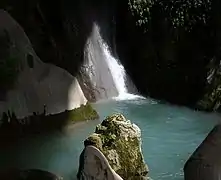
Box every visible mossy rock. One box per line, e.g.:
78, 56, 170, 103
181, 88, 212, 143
0, 103, 99, 134
86, 113, 149, 180
47, 102, 99, 124
67, 103, 99, 122
84, 133, 103, 150
40, 102, 99, 127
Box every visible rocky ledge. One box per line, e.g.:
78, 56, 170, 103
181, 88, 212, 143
0, 103, 99, 136
78, 113, 149, 180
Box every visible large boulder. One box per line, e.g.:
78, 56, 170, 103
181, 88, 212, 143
77, 145, 123, 180
0, 10, 87, 118
0, 0, 118, 103
184, 124, 221, 180
78, 113, 149, 180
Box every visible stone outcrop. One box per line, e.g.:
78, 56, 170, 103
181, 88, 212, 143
78, 114, 148, 180
196, 61, 221, 111
0, 169, 63, 180
77, 145, 123, 180
116, 0, 221, 106
184, 124, 221, 180
0, 10, 87, 118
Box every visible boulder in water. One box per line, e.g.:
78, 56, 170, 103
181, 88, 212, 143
184, 124, 221, 180
77, 113, 149, 180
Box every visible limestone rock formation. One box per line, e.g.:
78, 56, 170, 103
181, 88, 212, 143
0, 10, 87, 118
78, 113, 149, 180
184, 124, 221, 180
77, 145, 123, 180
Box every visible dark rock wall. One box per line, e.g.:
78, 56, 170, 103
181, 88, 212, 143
0, 0, 118, 102
2, 0, 221, 109
115, 0, 221, 107
0, 0, 116, 76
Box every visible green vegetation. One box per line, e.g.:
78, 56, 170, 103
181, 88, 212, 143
84, 133, 103, 150
66, 102, 99, 122
128, 0, 212, 31
88, 114, 148, 179
38, 102, 99, 127
0, 103, 99, 135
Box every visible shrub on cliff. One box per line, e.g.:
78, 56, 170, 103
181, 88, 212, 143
120, 0, 219, 106
128, 0, 212, 32
68, 103, 99, 122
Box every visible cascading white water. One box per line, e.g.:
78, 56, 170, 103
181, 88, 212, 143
82, 23, 144, 101
95, 24, 144, 100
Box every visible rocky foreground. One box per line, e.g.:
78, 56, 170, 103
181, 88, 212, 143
78, 113, 149, 180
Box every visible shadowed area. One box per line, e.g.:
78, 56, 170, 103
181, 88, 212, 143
0, 2, 117, 178
0, 168, 63, 180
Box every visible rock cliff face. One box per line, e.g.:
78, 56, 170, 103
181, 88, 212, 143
2, 0, 221, 110
79, 114, 149, 180
0, 10, 87, 118
0, 0, 119, 102
115, 0, 221, 107
196, 60, 221, 111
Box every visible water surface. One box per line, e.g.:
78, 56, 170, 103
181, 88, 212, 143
0, 98, 220, 180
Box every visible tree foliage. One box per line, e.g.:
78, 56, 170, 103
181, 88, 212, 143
128, 0, 212, 31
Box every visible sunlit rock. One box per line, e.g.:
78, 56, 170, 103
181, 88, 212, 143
0, 10, 87, 118
78, 113, 149, 180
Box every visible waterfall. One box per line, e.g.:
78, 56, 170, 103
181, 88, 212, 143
82, 23, 144, 101
97, 25, 144, 100
100, 39, 143, 100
